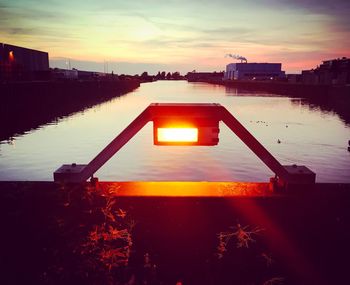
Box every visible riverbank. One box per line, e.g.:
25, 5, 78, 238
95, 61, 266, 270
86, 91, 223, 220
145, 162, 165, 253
0, 79, 140, 141
0, 181, 349, 284
195, 79, 350, 125
196, 79, 350, 98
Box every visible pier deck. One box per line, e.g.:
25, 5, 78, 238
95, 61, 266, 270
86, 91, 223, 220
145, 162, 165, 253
0, 181, 349, 285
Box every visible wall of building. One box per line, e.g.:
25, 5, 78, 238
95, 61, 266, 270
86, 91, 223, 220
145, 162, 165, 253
2, 43, 49, 71
225, 63, 284, 80
301, 57, 350, 85
0, 43, 49, 81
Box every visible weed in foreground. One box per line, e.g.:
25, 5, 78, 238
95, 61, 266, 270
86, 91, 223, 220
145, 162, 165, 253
217, 223, 264, 258
78, 185, 134, 274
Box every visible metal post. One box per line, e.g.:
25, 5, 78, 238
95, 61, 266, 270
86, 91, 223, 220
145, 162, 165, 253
220, 106, 290, 181
54, 103, 315, 185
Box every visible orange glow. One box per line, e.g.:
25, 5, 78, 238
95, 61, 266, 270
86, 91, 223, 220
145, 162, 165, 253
9, 51, 14, 61
157, 128, 198, 143
99, 182, 272, 197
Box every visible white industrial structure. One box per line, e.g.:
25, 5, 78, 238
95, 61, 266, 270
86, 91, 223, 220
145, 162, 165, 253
225, 62, 285, 80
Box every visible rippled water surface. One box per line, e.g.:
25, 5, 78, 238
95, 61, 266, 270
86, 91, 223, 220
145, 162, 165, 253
1, 81, 349, 182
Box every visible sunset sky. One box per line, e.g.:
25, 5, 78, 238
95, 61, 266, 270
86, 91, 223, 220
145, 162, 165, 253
1, 0, 349, 74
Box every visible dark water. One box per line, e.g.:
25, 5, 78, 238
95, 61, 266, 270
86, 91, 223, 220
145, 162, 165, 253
0, 81, 349, 182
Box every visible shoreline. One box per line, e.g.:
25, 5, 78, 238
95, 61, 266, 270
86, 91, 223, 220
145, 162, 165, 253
190, 79, 350, 97
0, 79, 140, 141
189, 79, 350, 125
1, 79, 349, 142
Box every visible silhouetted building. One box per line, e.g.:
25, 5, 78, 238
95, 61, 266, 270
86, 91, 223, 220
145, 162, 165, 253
0, 43, 49, 81
187, 71, 224, 82
286, 74, 302, 83
52, 68, 78, 80
224, 63, 285, 80
77, 69, 97, 80
301, 69, 319, 84
302, 57, 350, 85
51, 68, 114, 80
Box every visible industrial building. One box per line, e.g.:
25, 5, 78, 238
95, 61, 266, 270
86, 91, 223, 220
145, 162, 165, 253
0, 43, 49, 80
302, 57, 350, 85
224, 62, 285, 80
186, 71, 224, 82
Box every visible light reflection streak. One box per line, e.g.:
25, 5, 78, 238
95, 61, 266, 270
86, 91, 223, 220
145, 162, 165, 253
227, 197, 324, 284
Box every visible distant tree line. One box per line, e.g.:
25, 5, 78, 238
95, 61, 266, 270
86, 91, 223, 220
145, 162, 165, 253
118, 71, 226, 83
119, 71, 185, 82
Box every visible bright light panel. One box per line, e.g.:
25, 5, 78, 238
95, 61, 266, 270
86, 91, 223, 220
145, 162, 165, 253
157, 128, 198, 142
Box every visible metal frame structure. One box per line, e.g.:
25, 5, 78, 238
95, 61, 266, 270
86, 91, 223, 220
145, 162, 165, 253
54, 103, 315, 185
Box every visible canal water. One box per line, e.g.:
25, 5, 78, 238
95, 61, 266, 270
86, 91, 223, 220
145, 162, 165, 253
0, 80, 349, 183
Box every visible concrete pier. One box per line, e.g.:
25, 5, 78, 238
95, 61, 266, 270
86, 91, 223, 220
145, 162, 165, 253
0, 181, 349, 284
